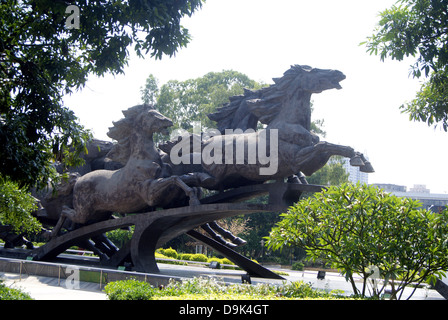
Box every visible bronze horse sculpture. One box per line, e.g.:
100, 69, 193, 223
36, 64, 373, 252
155, 65, 373, 248
51, 105, 206, 237
161, 65, 373, 191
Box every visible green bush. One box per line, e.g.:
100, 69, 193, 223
157, 247, 179, 259
104, 277, 353, 300
221, 258, 234, 265
0, 175, 41, 234
155, 252, 187, 266
106, 227, 133, 249
104, 279, 155, 300
292, 261, 304, 271
162, 247, 178, 259
0, 281, 33, 300
179, 253, 193, 261
189, 253, 208, 262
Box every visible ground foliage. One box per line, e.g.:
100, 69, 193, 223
104, 277, 355, 300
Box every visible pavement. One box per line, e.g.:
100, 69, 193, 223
1, 272, 107, 300
1, 262, 445, 300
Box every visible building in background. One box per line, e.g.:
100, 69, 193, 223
370, 183, 448, 212
342, 158, 369, 185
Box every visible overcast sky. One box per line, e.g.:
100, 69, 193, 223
64, 0, 448, 193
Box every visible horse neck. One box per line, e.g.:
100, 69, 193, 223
127, 132, 159, 163
270, 90, 312, 130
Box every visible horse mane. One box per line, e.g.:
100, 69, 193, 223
208, 65, 312, 130
106, 104, 155, 164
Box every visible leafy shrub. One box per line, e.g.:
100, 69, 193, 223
0, 175, 41, 234
179, 253, 193, 261
292, 261, 304, 271
104, 279, 155, 300
155, 252, 186, 266
157, 247, 178, 259
104, 277, 353, 300
221, 258, 234, 265
189, 253, 208, 262
0, 281, 33, 300
162, 247, 178, 259
106, 227, 133, 249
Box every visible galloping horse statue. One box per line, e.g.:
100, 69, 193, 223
40, 64, 374, 252
51, 105, 206, 237
161, 65, 373, 191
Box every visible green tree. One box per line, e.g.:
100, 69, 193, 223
363, 0, 448, 130
307, 156, 349, 186
0, 0, 203, 188
141, 74, 159, 105
141, 70, 265, 132
266, 183, 448, 300
0, 175, 41, 235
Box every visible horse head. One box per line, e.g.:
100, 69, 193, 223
106, 104, 173, 165
209, 65, 347, 131
122, 104, 173, 136
273, 65, 346, 94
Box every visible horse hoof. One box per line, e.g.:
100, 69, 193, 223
360, 162, 375, 173
350, 155, 365, 167
232, 237, 247, 247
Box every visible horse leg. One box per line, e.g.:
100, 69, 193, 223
296, 142, 370, 176
178, 172, 218, 189
308, 142, 374, 173
201, 223, 238, 248
51, 207, 69, 238
359, 154, 375, 173
91, 233, 119, 256
209, 221, 247, 247
145, 176, 201, 206
50, 205, 78, 238
171, 176, 201, 206
287, 172, 308, 184
78, 239, 109, 261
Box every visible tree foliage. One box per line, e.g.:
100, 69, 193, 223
307, 156, 349, 186
141, 70, 266, 132
266, 183, 448, 299
0, 0, 203, 188
363, 0, 448, 130
0, 175, 41, 234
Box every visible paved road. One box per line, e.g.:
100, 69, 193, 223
1, 263, 445, 300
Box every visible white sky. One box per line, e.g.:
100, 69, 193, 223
64, 0, 448, 193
